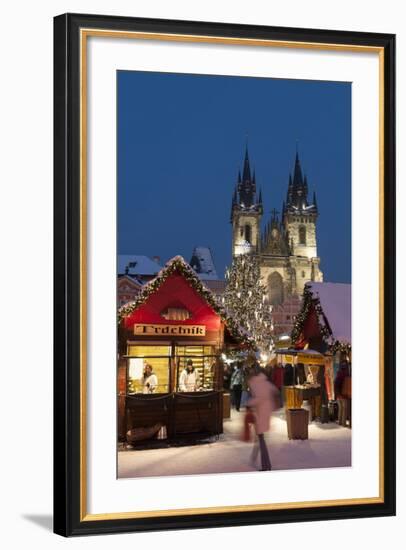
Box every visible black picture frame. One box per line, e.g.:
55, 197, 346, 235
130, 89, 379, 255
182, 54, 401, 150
54, 12, 396, 537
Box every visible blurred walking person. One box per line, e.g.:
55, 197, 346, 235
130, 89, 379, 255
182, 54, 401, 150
247, 364, 279, 471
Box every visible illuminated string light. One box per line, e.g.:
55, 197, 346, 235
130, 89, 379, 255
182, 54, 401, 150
223, 253, 274, 354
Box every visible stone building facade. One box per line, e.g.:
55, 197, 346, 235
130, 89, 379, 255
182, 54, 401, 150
230, 147, 323, 334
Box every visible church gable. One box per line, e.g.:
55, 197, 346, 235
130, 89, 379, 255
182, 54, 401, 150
117, 275, 143, 292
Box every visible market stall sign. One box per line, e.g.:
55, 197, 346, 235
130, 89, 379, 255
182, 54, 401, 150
298, 353, 325, 365
134, 324, 206, 336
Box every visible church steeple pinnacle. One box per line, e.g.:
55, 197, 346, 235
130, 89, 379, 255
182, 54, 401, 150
285, 148, 314, 212
303, 174, 308, 194
242, 145, 251, 182
292, 149, 304, 188
313, 190, 318, 212
286, 173, 293, 204
235, 144, 258, 208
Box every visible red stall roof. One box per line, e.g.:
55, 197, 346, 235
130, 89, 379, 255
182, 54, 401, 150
118, 256, 255, 348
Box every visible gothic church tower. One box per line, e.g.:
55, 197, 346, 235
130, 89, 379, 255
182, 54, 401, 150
229, 146, 323, 334
283, 152, 318, 259
230, 147, 263, 256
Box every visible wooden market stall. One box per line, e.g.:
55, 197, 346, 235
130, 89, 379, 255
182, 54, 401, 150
291, 282, 351, 357
274, 348, 326, 420
117, 256, 254, 445
290, 281, 352, 425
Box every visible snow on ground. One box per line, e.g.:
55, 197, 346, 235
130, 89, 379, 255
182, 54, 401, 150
118, 409, 351, 479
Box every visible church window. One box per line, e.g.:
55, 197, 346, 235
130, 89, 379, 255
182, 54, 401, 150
302, 270, 305, 277
268, 272, 284, 306
299, 225, 306, 245
244, 224, 252, 244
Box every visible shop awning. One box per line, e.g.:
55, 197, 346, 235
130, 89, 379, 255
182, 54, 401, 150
276, 348, 325, 365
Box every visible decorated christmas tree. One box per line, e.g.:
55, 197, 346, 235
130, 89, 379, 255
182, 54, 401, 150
223, 254, 274, 354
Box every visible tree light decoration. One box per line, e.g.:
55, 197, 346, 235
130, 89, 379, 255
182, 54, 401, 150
223, 253, 274, 354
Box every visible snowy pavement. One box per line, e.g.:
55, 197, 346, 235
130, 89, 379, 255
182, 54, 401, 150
117, 409, 351, 479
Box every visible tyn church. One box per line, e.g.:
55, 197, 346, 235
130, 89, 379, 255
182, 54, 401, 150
230, 147, 323, 315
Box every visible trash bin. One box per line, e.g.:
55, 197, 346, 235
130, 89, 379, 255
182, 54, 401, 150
286, 408, 309, 440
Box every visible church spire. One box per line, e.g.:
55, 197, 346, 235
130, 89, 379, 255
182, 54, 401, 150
303, 174, 308, 194
313, 190, 318, 212
286, 173, 293, 204
292, 150, 304, 188
242, 145, 251, 182
236, 144, 258, 208
285, 148, 309, 211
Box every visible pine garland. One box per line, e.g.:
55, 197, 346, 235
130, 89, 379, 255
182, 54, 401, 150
117, 255, 256, 348
223, 254, 274, 353
329, 341, 352, 354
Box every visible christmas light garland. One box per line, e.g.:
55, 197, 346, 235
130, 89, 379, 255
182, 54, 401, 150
117, 255, 256, 349
329, 341, 352, 355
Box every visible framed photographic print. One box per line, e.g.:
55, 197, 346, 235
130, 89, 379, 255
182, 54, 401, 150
53, 13, 396, 536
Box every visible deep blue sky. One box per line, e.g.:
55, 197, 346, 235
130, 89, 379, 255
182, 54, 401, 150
117, 71, 351, 283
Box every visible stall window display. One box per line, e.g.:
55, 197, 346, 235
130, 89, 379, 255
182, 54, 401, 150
127, 345, 171, 394
126, 344, 218, 394
175, 345, 217, 391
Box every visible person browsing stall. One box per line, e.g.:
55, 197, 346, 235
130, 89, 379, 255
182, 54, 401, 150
142, 363, 158, 394
179, 359, 200, 392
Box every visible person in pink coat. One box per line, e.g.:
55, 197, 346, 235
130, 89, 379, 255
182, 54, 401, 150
247, 364, 279, 471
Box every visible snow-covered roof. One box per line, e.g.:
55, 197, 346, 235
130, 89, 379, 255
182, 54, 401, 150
189, 247, 219, 280
117, 255, 162, 276
117, 274, 144, 288
307, 282, 351, 344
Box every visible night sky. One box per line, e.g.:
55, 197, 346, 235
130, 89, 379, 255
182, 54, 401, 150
117, 71, 351, 283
